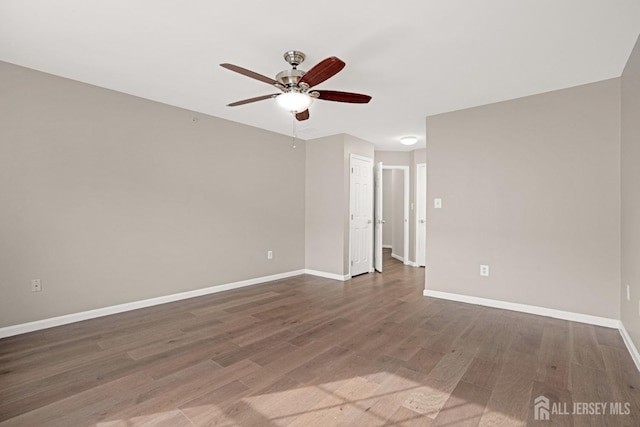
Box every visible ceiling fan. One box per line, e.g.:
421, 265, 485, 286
220, 51, 371, 121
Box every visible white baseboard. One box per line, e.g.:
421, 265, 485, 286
423, 289, 619, 328
424, 289, 640, 372
391, 253, 421, 268
0, 269, 306, 339
619, 322, 640, 372
304, 269, 351, 281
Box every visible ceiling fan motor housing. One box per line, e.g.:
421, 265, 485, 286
276, 69, 306, 89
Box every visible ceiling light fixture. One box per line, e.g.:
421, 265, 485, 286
400, 136, 418, 146
277, 92, 313, 113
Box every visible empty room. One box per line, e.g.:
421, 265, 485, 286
2, 1, 640, 426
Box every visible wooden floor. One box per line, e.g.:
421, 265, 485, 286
2, 251, 640, 426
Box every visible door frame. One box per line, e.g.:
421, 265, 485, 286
381, 165, 410, 266
349, 153, 374, 277
374, 162, 383, 273
415, 163, 427, 267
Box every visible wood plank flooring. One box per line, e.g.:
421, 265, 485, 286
2, 250, 640, 426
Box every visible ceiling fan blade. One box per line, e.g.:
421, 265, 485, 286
316, 90, 372, 103
295, 109, 310, 121
220, 63, 279, 86
299, 57, 346, 88
227, 94, 279, 107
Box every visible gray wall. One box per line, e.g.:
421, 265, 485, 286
425, 79, 621, 319
305, 134, 374, 277
621, 36, 640, 345
0, 62, 306, 327
375, 151, 411, 166
305, 135, 345, 275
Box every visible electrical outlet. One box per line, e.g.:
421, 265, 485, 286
480, 265, 489, 277
31, 279, 42, 292
267, 250, 273, 260
627, 284, 631, 301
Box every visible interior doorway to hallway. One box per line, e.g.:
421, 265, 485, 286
374, 164, 409, 273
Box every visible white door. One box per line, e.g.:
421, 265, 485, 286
350, 155, 373, 276
416, 163, 427, 267
374, 162, 383, 273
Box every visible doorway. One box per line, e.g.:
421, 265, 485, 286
374, 164, 409, 272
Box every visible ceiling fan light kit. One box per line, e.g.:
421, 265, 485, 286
221, 51, 371, 121
276, 92, 313, 113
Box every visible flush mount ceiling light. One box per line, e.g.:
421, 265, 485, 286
400, 136, 418, 146
276, 92, 313, 113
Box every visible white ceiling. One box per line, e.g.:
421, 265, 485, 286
1, 1, 639, 151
